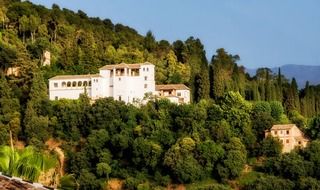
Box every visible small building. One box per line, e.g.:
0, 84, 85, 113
49, 62, 155, 104
265, 124, 309, 153
42, 50, 51, 66
155, 84, 190, 104
6, 67, 20, 77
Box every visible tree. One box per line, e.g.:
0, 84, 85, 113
59, 174, 79, 190
164, 137, 204, 183
0, 75, 20, 144
0, 44, 17, 72
144, 30, 156, 52
19, 15, 29, 43
288, 110, 306, 128
210, 48, 241, 99
306, 115, 320, 140
96, 162, 111, 181
195, 140, 224, 176
24, 72, 50, 144
217, 137, 246, 180
270, 101, 284, 121
165, 50, 190, 84
29, 14, 41, 43
260, 136, 282, 157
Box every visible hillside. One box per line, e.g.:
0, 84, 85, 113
1, 1, 320, 189
246, 64, 320, 88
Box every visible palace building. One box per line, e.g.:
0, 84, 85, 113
49, 62, 190, 104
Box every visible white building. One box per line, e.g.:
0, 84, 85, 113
49, 62, 155, 103
155, 84, 190, 104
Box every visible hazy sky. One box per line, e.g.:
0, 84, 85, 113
29, 0, 320, 68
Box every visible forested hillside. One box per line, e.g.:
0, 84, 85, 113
1, 0, 320, 189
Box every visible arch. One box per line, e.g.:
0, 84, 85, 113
67, 81, 71, 87
78, 81, 82, 87
83, 81, 88, 86
72, 81, 77, 87
62, 82, 66, 87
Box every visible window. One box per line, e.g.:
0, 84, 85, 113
286, 130, 289, 135
95, 79, 98, 82
298, 141, 301, 145
274, 131, 278, 135
55, 96, 58, 100
286, 139, 289, 143
147, 68, 149, 71
89, 81, 92, 86
119, 77, 121, 81
119, 96, 122, 101
144, 84, 148, 88
62, 82, 66, 87
83, 81, 88, 86
67, 81, 71, 87
144, 76, 147, 81
72, 81, 77, 87
143, 68, 145, 71
54, 83, 58, 88
78, 81, 82, 87
177, 92, 181, 96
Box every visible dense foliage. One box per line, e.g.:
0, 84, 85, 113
0, 0, 320, 189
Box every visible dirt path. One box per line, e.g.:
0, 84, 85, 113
45, 139, 65, 176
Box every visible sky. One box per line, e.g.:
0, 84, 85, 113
29, 0, 320, 69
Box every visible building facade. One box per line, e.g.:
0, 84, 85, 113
49, 62, 155, 104
265, 124, 309, 153
155, 84, 190, 104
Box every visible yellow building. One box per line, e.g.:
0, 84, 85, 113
265, 124, 309, 153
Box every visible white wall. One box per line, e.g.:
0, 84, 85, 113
49, 78, 92, 100
49, 63, 156, 104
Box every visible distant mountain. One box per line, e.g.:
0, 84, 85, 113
246, 64, 320, 88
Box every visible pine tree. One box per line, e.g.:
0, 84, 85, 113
24, 72, 50, 145
291, 78, 300, 112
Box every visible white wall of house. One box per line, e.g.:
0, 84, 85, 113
49, 63, 156, 104
176, 89, 190, 104
49, 78, 92, 100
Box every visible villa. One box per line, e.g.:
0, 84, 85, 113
49, 62, 190, 104
265, 124, 309, 153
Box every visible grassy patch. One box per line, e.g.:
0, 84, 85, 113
237, 171, 264, 187
186, 178, 231, 190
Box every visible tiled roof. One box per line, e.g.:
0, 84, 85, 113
0, 173, 52, 190
49, 74, 101, 80
271, 124, 296, 130
156, 84, 190, 91
99, 62, 153, 70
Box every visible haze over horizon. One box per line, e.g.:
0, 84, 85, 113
29, 0, 320, 69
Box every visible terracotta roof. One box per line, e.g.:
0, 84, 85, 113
49, 74, 101, 80
0, 174, 52, 190
99, 62, 153, 70
271, 124, 296, 130
156, 84, 190, 91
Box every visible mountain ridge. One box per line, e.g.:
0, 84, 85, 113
246, 64, 320, 88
